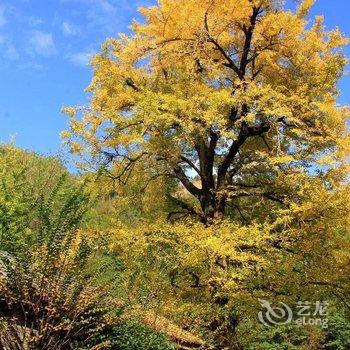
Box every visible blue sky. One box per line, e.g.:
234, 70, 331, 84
0, 0, 349, 156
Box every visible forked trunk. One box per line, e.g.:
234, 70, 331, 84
200, 192, 226, 225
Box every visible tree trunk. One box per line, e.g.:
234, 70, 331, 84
200, 192, 226, 225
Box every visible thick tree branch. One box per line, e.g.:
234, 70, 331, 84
125, 78, 140, 91
217, 130, 247, 189
195, 135, 216, 190
217, 122, 270, 188
173, 165, 202, 197
180, 156, 200, 175
239, 6, 260, 76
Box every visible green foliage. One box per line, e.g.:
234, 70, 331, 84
241, 323, 311, 350
0, 144, 75, 255
237, 311, 350, 350
0, 145, 117, 349
92, 321, 176, 350
323, 313, 350, 350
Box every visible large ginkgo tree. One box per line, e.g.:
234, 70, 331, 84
62, 2, 350, 347
63, 0, 349, 225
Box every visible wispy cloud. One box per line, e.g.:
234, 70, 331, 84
5, 45, 19, 60
0, 34, 19, 61
0, 6, 7, 27
59, 0, 139, 35
26, 16, 44, 27
84, 0, 119, 34
29, 30, 57, 56
94, 0, 116, 12
68, 51, 94, 67
62, 21, 81, 36
17, 61, 45, 71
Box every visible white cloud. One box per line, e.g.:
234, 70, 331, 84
5, 45, 19, 60
95, 0, 117, 13
17, 62, 45, 71
26, 16, 44, 27
29, 30, 57, 56
62, 21, 81, 36
0, 6, 7, 27
0, 35, 20, 61
68, 51, 94, 67
59, 0, 154, 40
60, 0, 126, 35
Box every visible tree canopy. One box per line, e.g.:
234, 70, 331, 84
63, 0, 349, 224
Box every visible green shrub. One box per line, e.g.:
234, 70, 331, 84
0, 145, 75, 255
0, 146, 120, 349
323, 313, 350, 350
91, 321, 176, 350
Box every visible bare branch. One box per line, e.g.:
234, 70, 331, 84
125, 78, 140, 91
168, 195, 205, 222
204, 7, 242, 79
